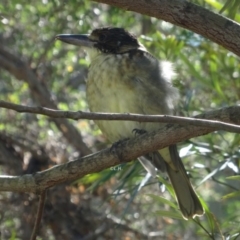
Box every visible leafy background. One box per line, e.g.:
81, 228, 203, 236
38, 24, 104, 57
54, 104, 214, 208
0, 0, 240, 239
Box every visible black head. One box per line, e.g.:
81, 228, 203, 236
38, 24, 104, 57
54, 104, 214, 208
89, 27, 140, 54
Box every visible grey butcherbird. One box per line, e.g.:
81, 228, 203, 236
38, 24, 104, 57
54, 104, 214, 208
56, 27, 204, 220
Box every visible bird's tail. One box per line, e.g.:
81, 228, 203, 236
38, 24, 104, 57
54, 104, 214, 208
139, 145, 204, 220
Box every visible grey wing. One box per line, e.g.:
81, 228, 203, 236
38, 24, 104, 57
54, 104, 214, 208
132, 53, 178, 116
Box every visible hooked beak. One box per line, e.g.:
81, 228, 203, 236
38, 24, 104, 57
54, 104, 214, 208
55, 34, 94, 48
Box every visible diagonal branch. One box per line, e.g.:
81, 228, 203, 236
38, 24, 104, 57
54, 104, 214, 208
0, 108, 238, 193
92, 0, 240, 56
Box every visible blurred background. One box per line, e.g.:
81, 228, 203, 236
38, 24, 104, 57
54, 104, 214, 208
0, 0, 240, 239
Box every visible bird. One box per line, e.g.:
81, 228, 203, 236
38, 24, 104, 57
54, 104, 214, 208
56, 27, 204, 220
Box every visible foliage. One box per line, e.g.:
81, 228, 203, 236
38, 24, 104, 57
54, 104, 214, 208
0, 0, 240, 239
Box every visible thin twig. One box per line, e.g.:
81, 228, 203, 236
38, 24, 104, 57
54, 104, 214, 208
30, 190, 47, 240
0, 101, 240, 133
212, 177, 239, 191
193, 218, 215, 239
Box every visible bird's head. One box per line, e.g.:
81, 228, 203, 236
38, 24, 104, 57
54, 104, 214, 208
56, 27, 146, 60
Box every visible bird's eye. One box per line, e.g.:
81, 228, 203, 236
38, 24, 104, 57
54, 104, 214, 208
99, 34, 106, 42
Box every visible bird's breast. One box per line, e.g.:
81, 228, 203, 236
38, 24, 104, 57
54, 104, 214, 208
86, 54, 142, 141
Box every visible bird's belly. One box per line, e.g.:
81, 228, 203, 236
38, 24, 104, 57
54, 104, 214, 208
86, 58, 142, 142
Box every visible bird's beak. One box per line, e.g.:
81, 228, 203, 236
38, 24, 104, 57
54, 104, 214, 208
55, 34, 94, 48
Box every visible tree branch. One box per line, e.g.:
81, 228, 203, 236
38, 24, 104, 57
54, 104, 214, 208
92, 0, 240, 56
0, 101, 240, 133
0, 104, 239, 193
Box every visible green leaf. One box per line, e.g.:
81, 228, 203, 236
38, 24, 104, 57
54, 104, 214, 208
222, 191, 240, 200
226, 175, 240, 180
154, 210, 183, 220
146, 194, 178, 209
